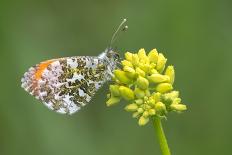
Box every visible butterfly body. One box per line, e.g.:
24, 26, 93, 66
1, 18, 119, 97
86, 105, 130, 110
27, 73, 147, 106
21, 49, 119, 114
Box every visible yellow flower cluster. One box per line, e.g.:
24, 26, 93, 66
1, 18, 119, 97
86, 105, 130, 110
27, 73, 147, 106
106, 49, 187, 126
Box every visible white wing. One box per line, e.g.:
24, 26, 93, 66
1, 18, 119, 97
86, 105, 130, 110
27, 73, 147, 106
21, 56, 108, 115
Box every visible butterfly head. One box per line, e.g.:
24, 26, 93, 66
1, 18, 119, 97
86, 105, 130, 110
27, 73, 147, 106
97, 48, 120, 79
106, 48, 120, 62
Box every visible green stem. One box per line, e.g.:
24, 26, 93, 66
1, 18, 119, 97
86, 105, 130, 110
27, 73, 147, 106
153, 117, 171, 155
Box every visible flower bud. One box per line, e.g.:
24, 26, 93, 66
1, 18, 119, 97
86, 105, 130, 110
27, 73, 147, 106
150, 68, 158, 74
144, 96, 148, 101
138, 116, 149, 126
109, 85, 120, 96
119, 86, 135, 100
135, 67, 146, 77
152, 92, 161, 102
145, 104, 151, 109
156, 83, 173, 93
136, 76, 149, 90
125, 103, 138, 112
162, 91, 179, 101
155, 102, 166, 113
138, 48, 147, 59
106, 97, 121, 106
121, 60, 133, 67
114, 70, 132, 84
165, 66, 175, 84
173, 98, 181, 104
148, 74, 170, 83
132, 54, 140, 66
137, 107, 144, 114
132, 112, 140, 118
148, 98, 156, 106
145, 89, 151, 97
123, 66, 136, 79
135, 99, 143, 105
148, 49, 158, 63
170, 104, 187, 111
142, 111, 149, 117
139, 63, 150, 73
148, 109, 156, 116
134, 88, 145, 98
150, 63, 156, 68
125, 52, 133, 61
123, 66, 135, 73
156, 53, 167, 72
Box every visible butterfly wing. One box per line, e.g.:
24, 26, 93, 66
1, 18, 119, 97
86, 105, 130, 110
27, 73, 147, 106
21, 56, 108, 115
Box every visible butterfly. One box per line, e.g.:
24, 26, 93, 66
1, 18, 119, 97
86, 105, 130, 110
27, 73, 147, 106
21, 19, 128, 115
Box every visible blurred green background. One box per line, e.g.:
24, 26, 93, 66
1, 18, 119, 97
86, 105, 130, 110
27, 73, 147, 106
0, 0, 231, 155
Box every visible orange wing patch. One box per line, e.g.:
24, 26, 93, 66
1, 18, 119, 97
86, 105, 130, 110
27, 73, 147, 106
35, 60, 54, 80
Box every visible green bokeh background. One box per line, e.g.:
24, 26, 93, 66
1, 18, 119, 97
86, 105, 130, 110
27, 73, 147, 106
0, 0, 231, 155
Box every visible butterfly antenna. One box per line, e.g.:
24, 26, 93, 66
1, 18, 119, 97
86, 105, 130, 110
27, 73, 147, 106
109, 18, 128, 48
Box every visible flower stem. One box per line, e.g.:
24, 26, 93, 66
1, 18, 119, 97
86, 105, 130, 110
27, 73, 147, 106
153, 117, 171, 155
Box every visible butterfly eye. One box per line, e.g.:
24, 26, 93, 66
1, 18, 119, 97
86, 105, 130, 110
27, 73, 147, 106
106, 50, 120, 61
114, 52, 120, 61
